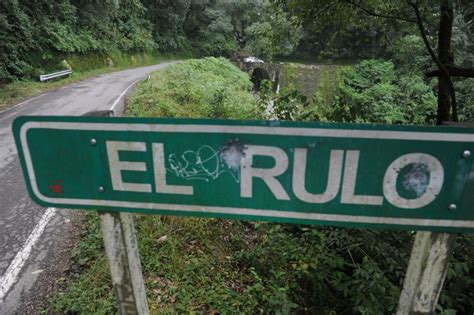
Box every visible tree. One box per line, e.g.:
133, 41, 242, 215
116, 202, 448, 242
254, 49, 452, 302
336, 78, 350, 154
141, 0, 192, 52
273, 0, 474, 124
187, 0, 302, 60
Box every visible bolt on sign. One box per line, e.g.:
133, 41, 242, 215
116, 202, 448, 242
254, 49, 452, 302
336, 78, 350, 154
13, 116, 474, 232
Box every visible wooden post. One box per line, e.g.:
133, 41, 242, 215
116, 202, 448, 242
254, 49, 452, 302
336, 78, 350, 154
99, 211, 149, 315
397, 231, 456, 314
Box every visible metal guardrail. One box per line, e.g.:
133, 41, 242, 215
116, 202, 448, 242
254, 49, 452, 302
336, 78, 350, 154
39, 69, 72, 82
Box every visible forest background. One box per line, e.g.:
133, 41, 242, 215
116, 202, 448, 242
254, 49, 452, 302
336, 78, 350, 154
1, 0, 473, 121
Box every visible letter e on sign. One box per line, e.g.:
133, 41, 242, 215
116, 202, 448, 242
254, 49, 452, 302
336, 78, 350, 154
106, 141, 151, 193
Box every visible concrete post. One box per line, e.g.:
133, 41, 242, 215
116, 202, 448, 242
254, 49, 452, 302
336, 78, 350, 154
99, 211, 149, 315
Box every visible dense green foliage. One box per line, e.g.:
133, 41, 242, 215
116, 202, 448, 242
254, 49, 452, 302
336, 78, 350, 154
452, 4, 474, 122
47, 212, 409, 314
0, 0, 302, 82
2, 1, 473, 123
319, 60, 437, 124
272, 0, 474, 120
49, 214, 474, 313
259, 59, 437, 125
0, 0, 156, 81
127, 57, 259, 119
273, 0, 473, 62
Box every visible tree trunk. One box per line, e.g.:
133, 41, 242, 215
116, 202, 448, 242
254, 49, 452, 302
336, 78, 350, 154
436, 0, 454, 124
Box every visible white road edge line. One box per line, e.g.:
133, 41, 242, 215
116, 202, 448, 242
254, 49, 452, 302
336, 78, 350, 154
0, 207, 57, 301
0, 78, 142, 302
0, 93, 47, 116
110, 79, 141, 111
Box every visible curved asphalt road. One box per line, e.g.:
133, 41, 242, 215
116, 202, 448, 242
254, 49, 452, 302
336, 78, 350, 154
0, 62, 175, 313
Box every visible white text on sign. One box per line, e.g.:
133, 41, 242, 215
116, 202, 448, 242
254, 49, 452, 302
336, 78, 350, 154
106, 141, 444, 209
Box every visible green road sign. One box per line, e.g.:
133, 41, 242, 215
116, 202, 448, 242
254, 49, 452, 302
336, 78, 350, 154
13, 116, 474, 232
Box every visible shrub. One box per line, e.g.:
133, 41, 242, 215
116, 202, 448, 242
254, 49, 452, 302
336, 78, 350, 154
317, 59, 437, 124
127, 57, 260, 119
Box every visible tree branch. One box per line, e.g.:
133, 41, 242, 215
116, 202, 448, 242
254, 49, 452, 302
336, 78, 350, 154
409, 1, 457, 121
315, 2, 337, 18
345, 0, 417, 23
409, 2, 444, 72
426, 65, 474, 78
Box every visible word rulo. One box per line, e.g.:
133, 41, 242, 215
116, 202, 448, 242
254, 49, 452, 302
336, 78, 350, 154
13, 116, 474, 232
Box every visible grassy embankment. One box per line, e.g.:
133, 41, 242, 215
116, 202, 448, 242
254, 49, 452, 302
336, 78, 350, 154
0, 52, 187, 112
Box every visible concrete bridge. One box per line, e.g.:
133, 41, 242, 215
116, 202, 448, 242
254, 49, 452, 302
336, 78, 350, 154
237, 61, 341, 97
238, 61, 281, 91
